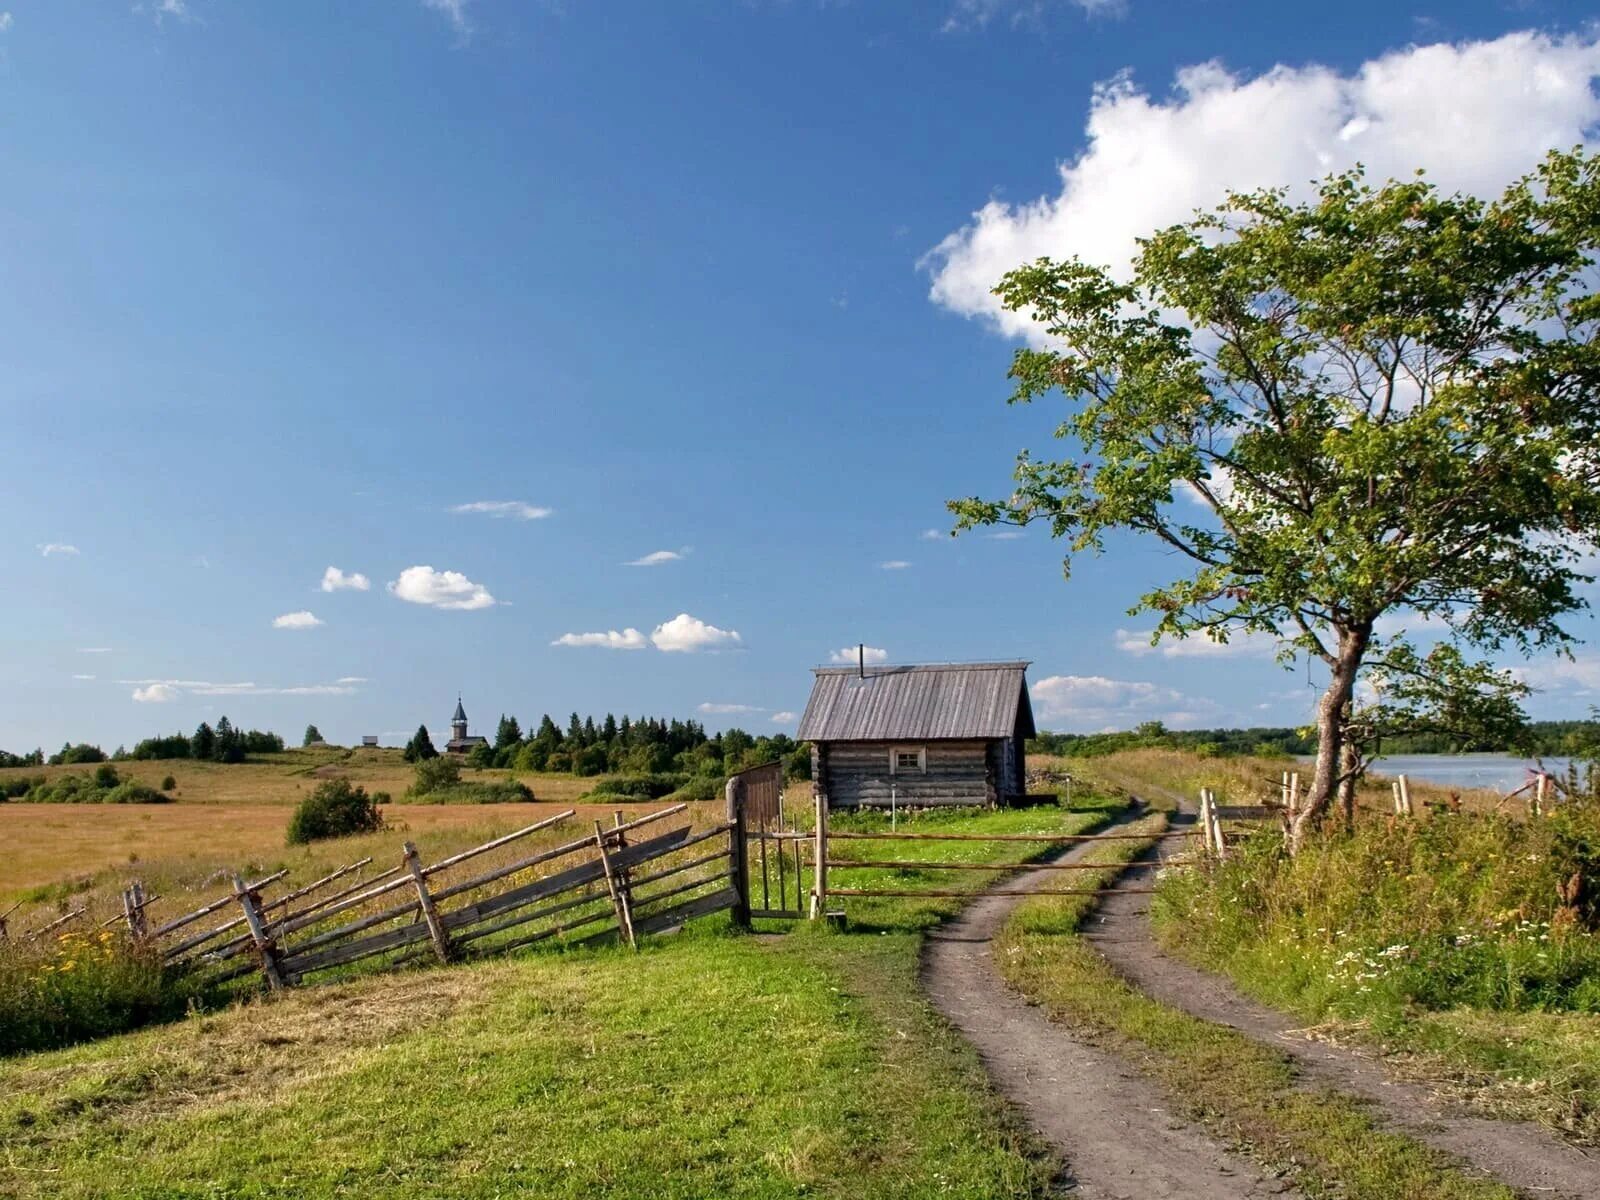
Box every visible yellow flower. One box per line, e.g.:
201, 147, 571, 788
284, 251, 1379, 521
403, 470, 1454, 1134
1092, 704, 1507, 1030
59, 961, 76, 972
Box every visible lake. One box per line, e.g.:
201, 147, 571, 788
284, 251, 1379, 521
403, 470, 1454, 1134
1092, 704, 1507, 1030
1322, 754, 1575, 792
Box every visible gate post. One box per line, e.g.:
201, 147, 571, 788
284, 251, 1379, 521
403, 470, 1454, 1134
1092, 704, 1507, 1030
726, 775, 751, 928
809, 786, 829, 919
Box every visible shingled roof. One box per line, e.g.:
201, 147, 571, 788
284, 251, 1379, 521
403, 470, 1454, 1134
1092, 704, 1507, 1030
797, 662, 1035, 742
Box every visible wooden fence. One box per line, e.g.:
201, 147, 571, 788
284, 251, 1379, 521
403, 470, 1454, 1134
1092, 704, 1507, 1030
7, 804, 744, 992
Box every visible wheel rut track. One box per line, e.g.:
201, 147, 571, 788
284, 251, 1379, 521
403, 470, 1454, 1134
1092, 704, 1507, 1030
920, 812, 1301, 1199
1082, 792, 1600, 1200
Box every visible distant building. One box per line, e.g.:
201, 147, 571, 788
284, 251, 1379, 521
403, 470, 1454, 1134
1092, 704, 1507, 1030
361, 735, 380, 748
797, 660, 1035, 808
445, 697, 489, 756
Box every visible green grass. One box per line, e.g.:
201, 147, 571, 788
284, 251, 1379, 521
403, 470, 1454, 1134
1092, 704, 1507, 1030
0, 798, 1121, 1198
994, 815, 1516, 1200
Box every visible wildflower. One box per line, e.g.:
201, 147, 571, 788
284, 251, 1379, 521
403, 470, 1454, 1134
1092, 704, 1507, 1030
59, 961, 76, 972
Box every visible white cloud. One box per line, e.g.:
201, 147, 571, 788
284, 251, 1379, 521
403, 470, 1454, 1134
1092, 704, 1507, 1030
880, 560, 912, 570
552, 628, 649, 650
771, 711, 798, 724
830, 645, 889, 665
651, 613, 742, 653
273, 610, 324, 630
121, 678, 361, 697
132, 683, 179, 703
1031, 673, 1190, 728
0, 13, 14, 33
1516, 655, 1600, 695
624, 550, 686, 567
921, 529, 949, 541
135, 0, 190, 24
388, 565, 497, 610
72, 674, 95, 681
1114, 627, 1277, 658
698, 702, 765, 715
942, 0, 1123, 34
925, 32, 1600, 342
422, 0, 471, 38
38, 543, 79, 557
986, 530, 1024, 540
335, 676, 368, 685
321, 566, 371, 592
77, 647, 112, 654
450, 500, 551, 521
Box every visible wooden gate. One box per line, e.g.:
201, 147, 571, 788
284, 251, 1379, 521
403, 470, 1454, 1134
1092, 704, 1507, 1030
726, 762, 807, 920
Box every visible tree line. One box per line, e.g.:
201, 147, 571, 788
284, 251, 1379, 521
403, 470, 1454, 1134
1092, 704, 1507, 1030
403, 712, 811, 782
0, 719, 287, 769
1031, 719, 1600, 761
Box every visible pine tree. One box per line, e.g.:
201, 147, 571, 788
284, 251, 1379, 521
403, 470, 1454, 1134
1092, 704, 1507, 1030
403, 724, 438, 763
494, 714, 522, 752
190, 722, 215, 761
303, 724, 323, 747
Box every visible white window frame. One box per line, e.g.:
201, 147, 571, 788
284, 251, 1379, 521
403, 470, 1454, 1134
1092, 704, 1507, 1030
890, 745, 926, 776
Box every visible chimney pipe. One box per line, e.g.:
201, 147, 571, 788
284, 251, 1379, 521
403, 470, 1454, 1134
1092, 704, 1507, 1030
858, 643, 865, 679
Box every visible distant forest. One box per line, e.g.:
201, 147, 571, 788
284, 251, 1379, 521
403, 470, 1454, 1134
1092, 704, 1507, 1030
1030, 720, 1600, 760
0, 718, 285, 769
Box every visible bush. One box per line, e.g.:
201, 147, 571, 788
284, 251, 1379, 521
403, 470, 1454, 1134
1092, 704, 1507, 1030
48, 743, 106, 766
287, 779, 385, 844
410, 755, 462, 795
587, 773, 688, 800
104, 782, 170, 805
671, 776, 724, 803
93, 764, 120, 788
401, 780, 534, 805
160, 775, 176, 791
0, 929, 213, 1056
1, 775, 41, 800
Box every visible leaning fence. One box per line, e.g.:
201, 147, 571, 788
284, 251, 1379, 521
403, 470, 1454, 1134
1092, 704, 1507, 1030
4, 803, 743, 993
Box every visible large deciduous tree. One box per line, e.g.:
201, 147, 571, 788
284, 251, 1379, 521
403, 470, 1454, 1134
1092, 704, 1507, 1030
952, 150, 1600, 848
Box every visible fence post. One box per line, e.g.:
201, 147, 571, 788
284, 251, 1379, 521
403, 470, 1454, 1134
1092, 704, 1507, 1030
1288, 772, 1300, 816
593, 822, 637, 949
121, 883, 149, 942
1398, 774, 1413, 817
232, 874, 285, 991
809, 786, 829, 919
402, 842, 452, 965
726, 776, 751, 928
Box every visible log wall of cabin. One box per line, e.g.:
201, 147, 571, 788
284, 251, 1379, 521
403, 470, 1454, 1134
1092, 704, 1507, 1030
817, 739, 994, 808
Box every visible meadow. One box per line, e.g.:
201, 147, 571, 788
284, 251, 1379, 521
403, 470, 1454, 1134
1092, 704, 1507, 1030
0, 793, 1122, 1199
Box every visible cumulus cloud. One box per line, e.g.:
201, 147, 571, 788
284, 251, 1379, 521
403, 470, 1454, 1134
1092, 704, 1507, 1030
651, 613, 742, 653
321, 566, 371, 592
624, 550, 686, 567
880, 560, 912, 570
0, 15, 14, 34
925, 32, 1600, 342
698, 702, 765, 715
38, 543, 79, 557
552, 628, 649, 650
72, 674, 95, 681
771, 711, 798, 724
450, 500, 551, 521
388, 565, 497, 610
1516, 655, 1600, 695
132, 683, 179, 703
1031, 673, 1198, 729
1114, 627, 1277, 658
830, 645, 889, 665
273, 610, 324, 630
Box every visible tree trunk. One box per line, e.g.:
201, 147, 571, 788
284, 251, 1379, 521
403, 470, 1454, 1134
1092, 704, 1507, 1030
1336, 714, 1359, 832
1290, 626, 1370, 853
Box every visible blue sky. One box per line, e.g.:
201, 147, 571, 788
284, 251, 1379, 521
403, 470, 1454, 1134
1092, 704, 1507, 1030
4, 0, 1599, 751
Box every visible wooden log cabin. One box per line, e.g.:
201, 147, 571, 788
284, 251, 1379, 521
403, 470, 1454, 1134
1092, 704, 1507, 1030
797, 660, 1036, 809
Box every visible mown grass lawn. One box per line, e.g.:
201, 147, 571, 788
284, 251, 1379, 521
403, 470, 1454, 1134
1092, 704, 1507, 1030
0, 802, 1116, 1199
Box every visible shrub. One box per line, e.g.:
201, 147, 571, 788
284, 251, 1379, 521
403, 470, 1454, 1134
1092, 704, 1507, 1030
1, 774, 41, 800
573, 745, 610, 777
48, 743, 106, 766
402, 780, 534, 805
410, 755, 462, 796
104, 782, 170, 805
671, 776, 723, 803
93, 763, 120, 788
286, 779, 385, 844
160, 775, 176, 791
587, 773, 688, 800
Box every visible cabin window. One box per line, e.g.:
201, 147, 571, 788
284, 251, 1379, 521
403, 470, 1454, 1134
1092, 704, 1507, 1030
891, 746, 926, 775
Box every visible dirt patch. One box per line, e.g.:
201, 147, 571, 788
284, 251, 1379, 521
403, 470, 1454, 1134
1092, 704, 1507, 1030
1085, 817, 1600, 1200
921, 830, 1302, 1198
